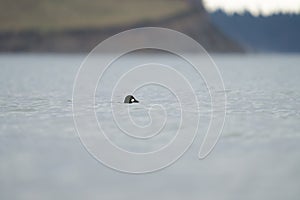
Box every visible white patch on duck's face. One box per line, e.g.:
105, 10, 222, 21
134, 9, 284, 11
131, 98, 134, 103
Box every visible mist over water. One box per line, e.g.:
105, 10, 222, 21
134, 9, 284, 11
0, 54, 300, 199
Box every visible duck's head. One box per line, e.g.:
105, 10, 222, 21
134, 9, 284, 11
124, 95, 139, 104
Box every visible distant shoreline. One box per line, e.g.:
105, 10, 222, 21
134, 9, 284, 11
0, 10, 243, 53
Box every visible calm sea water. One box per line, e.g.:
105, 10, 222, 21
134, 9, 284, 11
0, 53, 300, 200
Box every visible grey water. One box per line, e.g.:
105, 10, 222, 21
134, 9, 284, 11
0, 53, 300, 200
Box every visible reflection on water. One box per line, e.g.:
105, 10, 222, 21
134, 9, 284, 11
0, 54, 300, 200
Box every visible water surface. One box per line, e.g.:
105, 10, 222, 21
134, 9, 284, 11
0, 53, 300, 200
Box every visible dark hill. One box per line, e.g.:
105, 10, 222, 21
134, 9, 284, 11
210, 11, 300, 52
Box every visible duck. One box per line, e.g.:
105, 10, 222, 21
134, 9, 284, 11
124, 95, 139, 104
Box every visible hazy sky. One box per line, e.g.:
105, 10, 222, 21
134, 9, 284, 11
203, 0, 300, 15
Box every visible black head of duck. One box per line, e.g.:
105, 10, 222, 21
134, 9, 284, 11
124, 95, 139, 104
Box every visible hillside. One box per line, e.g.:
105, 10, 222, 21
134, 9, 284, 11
0, 0, 188, 32
0, 0, 243, 52
210, 11, 300, 52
